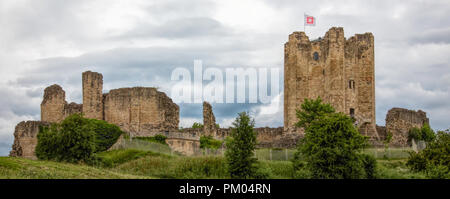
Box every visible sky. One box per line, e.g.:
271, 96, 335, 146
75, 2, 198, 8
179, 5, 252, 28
0, 0, 449, 156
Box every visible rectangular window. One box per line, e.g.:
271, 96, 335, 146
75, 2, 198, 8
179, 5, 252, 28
350, 108, 355, 118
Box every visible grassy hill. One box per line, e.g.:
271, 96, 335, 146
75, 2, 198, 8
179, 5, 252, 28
0, 156, 148, 179
0, 149, 426, 179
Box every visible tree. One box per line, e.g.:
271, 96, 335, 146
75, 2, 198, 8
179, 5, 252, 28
192, 122, 204, 129
408, 123, 436, 143
407, 130, 450, 179
225, 112, 258, 179
295, 97, 335, 129
420, 123, 436, 142
293, 97, 375, 179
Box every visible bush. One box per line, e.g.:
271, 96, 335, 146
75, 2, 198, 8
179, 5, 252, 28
36, 114, 96, 163
252, 167, 272, 179
406, 151, 428, 172
225, 112, 258, 179
200, 136, 223, 149
293, 98, 376, 179
361, 154, 377, 179
89, 119, 124, 152
35, 114, 123, 163
407, 130, 450, 178
408, 123, 436, 143
425, 164, 450, 179
134, 135, 168, 145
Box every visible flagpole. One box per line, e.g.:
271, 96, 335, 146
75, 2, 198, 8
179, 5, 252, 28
304, 12, 306, 33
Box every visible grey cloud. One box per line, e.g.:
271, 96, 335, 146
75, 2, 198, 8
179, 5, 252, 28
411, 28, 450, 44
121, 17, 233, 39
0, 87, 40, 118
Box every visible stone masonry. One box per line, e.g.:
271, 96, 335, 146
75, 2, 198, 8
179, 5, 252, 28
9, 121, 50, 159
383, 108, 429, 147
39, 72, 180, 136
203, 101, 217, 137
104, 87, 179, 136
41, 84, 82, 123
82, 71, 104, 120
11, 71, 180, 159
284, 27, 378, 140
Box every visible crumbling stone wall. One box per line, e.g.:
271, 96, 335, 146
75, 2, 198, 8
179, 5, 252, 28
64, 102, 83, 118
384, 108, 429, 147
41, 85, 67, 123
41, 84, 82, 123
104, 87, 179, 136
166, 139, 201, 156
284, 27, 377, 140
9, 121, 50, 159
203, 102, 217, 137
199, 102, 290, 146
82, 71, 104, 120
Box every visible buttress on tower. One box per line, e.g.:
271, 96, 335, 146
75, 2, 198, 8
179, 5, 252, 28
284, 27, 378, 139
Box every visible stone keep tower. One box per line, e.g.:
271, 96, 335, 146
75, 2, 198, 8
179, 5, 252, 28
284, 27, 376, 135
82, 71, 104, 120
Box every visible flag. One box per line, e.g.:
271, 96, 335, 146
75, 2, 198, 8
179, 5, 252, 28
304, 14, 316, 26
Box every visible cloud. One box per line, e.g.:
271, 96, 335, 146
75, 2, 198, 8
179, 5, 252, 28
120, 17, 233, 39
1, 0, 450, 156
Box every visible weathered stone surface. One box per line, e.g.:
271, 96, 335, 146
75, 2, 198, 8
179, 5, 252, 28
258, 132, 304, 149
41, 85, 82, 123
9, 121, 50, 159
166, 139, 201, 156
255, 127, 284, 143
284, 27, 378, 140
385, 108, 429, 147
203, 102, 217, 137
41, 84, 66, 123
104, 87, 179, 136
82, 71, 104, 120
64, 102, 83, 117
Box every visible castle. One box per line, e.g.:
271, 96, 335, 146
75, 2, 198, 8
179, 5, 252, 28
284, 27, 378, 139
9, 27, 430, 159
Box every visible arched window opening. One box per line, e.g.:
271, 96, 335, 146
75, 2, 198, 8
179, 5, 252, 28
313, 52, 319, 61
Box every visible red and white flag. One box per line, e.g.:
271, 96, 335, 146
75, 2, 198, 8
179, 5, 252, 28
304, 14, 316, 26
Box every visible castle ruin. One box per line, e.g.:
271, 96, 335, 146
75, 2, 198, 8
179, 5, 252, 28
10, 27, 431, 158
40, 71, 180, 136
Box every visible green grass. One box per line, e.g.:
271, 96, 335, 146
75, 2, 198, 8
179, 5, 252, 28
0, 157, 147, 179
363, 148, 413, 160
92, 149, 167, 167
257, 160, 295, 179
133, 135, 168, 146
0, 149, 429, 179
375, 159, 426, 179
112, 155, 227, 179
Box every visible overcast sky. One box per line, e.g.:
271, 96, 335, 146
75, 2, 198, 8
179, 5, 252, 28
1, 0, 449, 156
